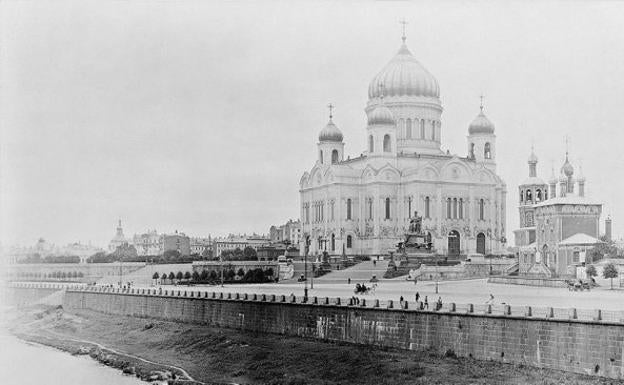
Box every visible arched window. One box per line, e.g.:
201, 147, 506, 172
452, 198, 458, 219
346, 235, 352, 249
346, 198, 352, 220
331, 234, 335, 251
368, 135, 374, 153
406, 119, 412, 139
383, 134, 391, 152
484, 143, 491, 159
447, 198, 452, 219
469, 143, 475, 159
420, 120, 425, 139
331, 149, 339, 164
425, 197, 430, 218
319, 150, 323, 164
520, 190, 524, 203
459, 199, 464, 219
536, 189, 542, 202
367, 198, 373, 220
431, 121, 436, 141
385, 197, 391, 220
526, 190, 532, 202
544, 189, 548, 200
479, 199, 485, 220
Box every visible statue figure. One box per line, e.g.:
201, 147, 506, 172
409, 211, 423, 234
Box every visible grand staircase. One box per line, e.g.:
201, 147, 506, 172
314, 260, 389, 283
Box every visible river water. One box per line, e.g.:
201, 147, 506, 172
0, 333, 145, 385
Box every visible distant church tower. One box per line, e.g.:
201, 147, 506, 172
467, 97, 496, 171
517, 147, 548, 237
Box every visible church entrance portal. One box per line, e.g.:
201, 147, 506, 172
476, 233, 486, 255
448, 230, 460, 256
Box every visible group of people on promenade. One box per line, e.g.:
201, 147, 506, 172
401, 292, 443, 311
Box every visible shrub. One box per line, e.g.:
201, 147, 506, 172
168, 272, 175, 281
161, 273, 168, 280
176, 271, 183, 281
209, 270, 218, 281
152, 272, 160, 280
184, 271, 191, 280
192, 271, 200, 281
200, 270, 209, 281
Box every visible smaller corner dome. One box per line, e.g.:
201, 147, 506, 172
468, 109, 495, 135
367, 104, 395, 126
318, 119, 343, 142
561, 156, 574, 177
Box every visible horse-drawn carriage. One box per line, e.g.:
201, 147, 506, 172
566, 279, 591, 291
354, 283, 376, 295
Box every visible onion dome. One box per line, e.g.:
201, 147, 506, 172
560, 154, 574, 177
367, 104, 395, 126
318, 119, 343, 142
468, 107, 495, 135
368, 43, 439, 99
528, 148, 538, 164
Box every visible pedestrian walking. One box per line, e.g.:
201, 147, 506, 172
424, 296, 429, 309
400, 295, 404, 303
348, 278, 351, 284
415, 292, 420, 302
373, 260, 377, 266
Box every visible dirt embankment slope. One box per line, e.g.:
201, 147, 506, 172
8, 305, 617, 385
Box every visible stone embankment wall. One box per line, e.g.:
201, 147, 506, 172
64, 286, 624, 380
488, 276, 568, 287
3, 283, 83, 307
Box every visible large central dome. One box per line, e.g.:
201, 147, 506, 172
368, 43, 440, 99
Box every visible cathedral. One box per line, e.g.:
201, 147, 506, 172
299, 33, 507, 257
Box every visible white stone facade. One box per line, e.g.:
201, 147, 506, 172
299, 37, 507, 257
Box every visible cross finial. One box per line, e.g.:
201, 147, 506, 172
378, 83, 385, 100
399, 19, 408, 43
479, 94, 485, 112
327, 103, 334, 120
565, 135, 570, 158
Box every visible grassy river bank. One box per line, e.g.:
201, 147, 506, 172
7, 305, 619, 385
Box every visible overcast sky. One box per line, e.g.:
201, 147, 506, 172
1, 1, 624, 248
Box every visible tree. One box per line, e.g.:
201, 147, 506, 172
163, 249, 181, 261
176, 271, 184, 281
589, 239, 619, 262
184, 271, 191, 280
168, 272, 176, 281
201, 248, 213, 260
603, 263, 619, 289
237, 268, 245, 278
586, 265, 597, 279
209, 270, 218, 281
152, 272, 160, 280
225, 269, 235, 281
200, 270, 209, 281
192, 271, 200, 282
243, 246, 258, 261
161, 273, 168, 281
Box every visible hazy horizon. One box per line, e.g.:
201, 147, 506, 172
2, 1, 624, 248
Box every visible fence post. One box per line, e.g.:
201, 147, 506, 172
593, 309, 602, 321
387, 300, 394, 309
525, 306, 532, 317
569, 308, 577, 320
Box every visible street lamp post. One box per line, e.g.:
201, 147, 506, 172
304, 237, 310, 299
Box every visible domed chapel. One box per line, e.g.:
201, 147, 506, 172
299, 31, 507, 257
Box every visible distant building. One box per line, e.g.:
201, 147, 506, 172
108, 220, 128, 252
163, 231, 191, 255
213, 235, 270, 258
514, 148, 602, 277
132, 230, 163, 256
269, 220, 301, 246
190, 236, 212, 255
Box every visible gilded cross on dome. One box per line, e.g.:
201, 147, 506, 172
327, 103, 334, 120
399, 19, 408, 43
479, 94, 485, 112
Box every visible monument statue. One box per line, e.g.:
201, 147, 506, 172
409, 211, 423, 234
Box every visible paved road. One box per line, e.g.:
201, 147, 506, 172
145, 277, 624, 311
